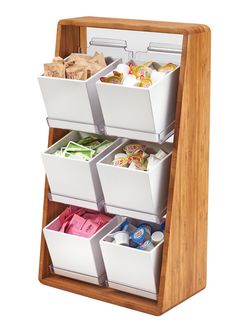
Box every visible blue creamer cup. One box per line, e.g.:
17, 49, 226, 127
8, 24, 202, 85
137, 240, 154, 251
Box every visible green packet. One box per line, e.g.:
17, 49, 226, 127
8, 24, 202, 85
94, 140, 112, 154
65, 141, 94, 152
64, 150, 93, 160
77, 135, 98, 146
53, 137, 112, 159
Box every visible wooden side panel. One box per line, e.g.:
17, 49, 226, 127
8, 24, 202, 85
55, 24, 80, 58
158, 29, 211, 314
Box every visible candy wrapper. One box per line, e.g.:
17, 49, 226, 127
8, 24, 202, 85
112, 157, 129, 167
129, 160, 147, 171
123, 143, 146, 155
112, 142, 168, 171
158, 63, 177, 73
100, 60, 177, 88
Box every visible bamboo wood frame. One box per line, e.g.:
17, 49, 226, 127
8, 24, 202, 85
39, 17, 211, 315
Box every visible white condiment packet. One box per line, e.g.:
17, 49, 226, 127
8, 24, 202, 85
155, 149, 167, 160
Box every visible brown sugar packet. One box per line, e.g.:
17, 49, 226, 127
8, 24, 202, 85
53, 56, 64, 64
44, 62, 65, 78
88, 52, 107, 67
87, 62, 104, 75
66, 65, 90, 80
66, 53, 90, 64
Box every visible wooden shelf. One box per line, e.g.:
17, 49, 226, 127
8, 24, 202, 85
39, 17, 211, 315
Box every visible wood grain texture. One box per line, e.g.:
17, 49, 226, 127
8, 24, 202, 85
38, 17, 210, 316
158, 29, 211, 314
58, 16, 209, 35
55, 24, 80, 58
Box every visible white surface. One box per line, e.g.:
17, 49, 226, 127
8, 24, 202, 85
87, 28, 183, 64
97, 66, 179, 140
100, 218, 164, 297
38, 58, 121, 133
97, 140, 172, 217
1, 2, 236, 329
44, 214, 121, 279
42, 131, 123, 208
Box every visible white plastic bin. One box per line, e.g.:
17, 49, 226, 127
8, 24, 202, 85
44, 213, 122, 285
100, 218, 164, 299
97, 139, 172, 222
38, 57, 121, 133
42, 131, 123, 210
96, 64, 179, 142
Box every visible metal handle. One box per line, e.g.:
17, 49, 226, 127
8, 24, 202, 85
89, 37, 128, 49
147, 42, 182, 55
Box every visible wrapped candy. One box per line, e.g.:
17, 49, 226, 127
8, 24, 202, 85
128, 154, 145, 164
100, 72, 123, 84
114, 153, 127, 159
129, 160, 147, 171
129, 64, 150, 79
123, 143, 146, 155
139, 77, 152, 88
99, 60, 177, 88
112, 157, 129, 167
158, 63, 177, 73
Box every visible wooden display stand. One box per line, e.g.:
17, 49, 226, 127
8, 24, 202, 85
39, 17, 211, 315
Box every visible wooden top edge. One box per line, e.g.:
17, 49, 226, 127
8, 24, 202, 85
57, 16, 210, 35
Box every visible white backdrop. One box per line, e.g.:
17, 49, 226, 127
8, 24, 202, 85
0, 1, 235, 329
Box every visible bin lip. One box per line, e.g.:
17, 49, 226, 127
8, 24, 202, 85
38, 57, 120, 83
44, 214, 118, 241
100, 220, 164, 255
96, 65, 180, 91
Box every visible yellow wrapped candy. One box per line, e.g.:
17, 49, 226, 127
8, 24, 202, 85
129, 64, 150, 79
100, 70, 123, 84
139, 77, 152, 88
158, 63, 177, 73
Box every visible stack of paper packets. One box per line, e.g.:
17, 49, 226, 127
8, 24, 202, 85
53, 135, 112, 161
